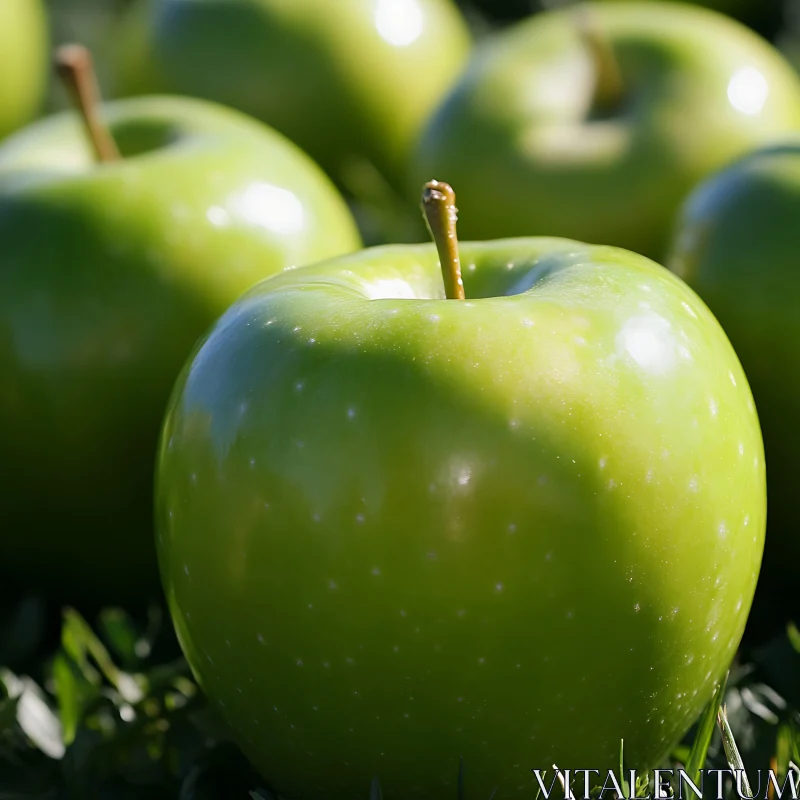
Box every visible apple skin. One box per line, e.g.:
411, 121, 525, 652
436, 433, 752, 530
113, 0, 471, 188
596, 0, 775, 17
410, 1, 800, 261
156, 238, 765, 797
0, 0, 49, 141
667, 142, 800, 572
0, 95, 361, 600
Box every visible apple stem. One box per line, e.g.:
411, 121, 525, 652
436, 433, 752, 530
574, 9, 624, 112
421, 180, 465, 301
55, 44, 121, 164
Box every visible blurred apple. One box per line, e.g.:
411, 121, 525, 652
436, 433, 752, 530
0, 47, 361, 600
0, 0, 49, 140
411, 1, 800, 260
667, 141, 800, 573
113, 0, 471, 189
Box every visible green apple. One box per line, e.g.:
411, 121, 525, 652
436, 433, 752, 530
596, 0, 785, 43
410, 1, 800, 261
0, 47, 361, 600
0, 0, 49, 140
113, 0, 471, 188
595, 0, 776, 18
667, 142, 800, 572
156, 181, 765, 796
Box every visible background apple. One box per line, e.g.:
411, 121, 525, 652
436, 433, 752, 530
460, 0, 782, 32
0, 49, 362, 601
112, 0, 472, 190
0, 0, 49, 141
595, 0, 783, 27
156, 184, 765, 795
410, 1, 800, 260
667, 141, 800, 576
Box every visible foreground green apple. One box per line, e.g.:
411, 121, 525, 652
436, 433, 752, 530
411, 1, 800, 260
667, 142, 800, 571
113, 0, 471, 188
156, 181, 765, 796
0, 47, 361, 599
0, 0, 49, 140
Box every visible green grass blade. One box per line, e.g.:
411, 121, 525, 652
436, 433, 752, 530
717, 704, 752, 797
685, 672, 728, 784
619, 739, 630, 799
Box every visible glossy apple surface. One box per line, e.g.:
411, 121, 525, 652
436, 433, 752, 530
411, 1, 800, 260
0, 0, 49, 140
668, 142, 800, 570
0, 95, 361, 599
597, 0, 774, 16
114, 0, 471, 187
156, 238, 765, 797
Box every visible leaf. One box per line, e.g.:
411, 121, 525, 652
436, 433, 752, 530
717, 704, 752, 798
685, 673, 728, 785
788, 622, 800, 655
634, 772, 651, 799
777, 723, 793, 781
50, 652, 100, 748
51, 654, 80, 747
1, 670, 65, 760
61, 608, 144, 704
98, 608, 139, 666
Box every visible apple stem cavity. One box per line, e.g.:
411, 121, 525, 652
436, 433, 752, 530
421, 180, 465, 301
574, 9, 624, 113
55, 44, 121, 164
